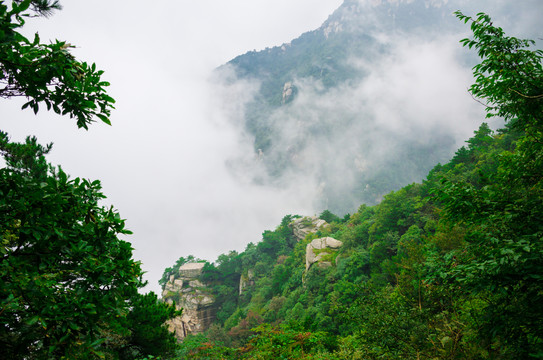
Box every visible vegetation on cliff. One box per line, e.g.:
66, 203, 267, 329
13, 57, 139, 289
164, 12, 543, 359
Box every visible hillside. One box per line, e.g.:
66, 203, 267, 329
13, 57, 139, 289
161, 10, 543, 360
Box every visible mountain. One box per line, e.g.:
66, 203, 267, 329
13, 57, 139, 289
160, 2, 543, 358
163, 121, 542, 359
214, 0, 480, 214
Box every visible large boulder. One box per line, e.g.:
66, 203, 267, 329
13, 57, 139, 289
162, 276, 183, 295
305, 237, 343, 271
282, 81, 294, 103
289, 216, 329, 241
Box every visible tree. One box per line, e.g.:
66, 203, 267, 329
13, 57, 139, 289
0, 134, 144, 358
0, 1, 178, 358
456, 12, 543, 135
105, 292, 180, 360
1, 0, 115, 128
435, 12, 543, 357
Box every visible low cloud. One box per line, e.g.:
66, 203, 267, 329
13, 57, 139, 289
215, 31, 486, 214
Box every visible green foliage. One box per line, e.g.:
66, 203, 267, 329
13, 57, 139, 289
428, 12, 543, 358
227, 310, 264, 347
204, 252, 242, 326
239, 324, 335, 359
270, 263, 289, 296
319, 210, 341, 224
0, 135, 177, 358
0, 4, 177, 358
456, 11, 543, 133
175, 333, 236, 360
1, 0, 115, 129
104, 292, 180, 360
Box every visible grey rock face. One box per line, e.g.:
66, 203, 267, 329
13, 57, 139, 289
239, 269, 255, 295
289, 216, 329, 241
306, 237, 343, 271
162, 262, 216, 341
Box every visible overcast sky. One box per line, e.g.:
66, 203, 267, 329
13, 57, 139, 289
1, 0, 541, 295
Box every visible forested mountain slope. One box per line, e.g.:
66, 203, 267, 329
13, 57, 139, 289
162, 11, 543, 359
215, 0, 498, 213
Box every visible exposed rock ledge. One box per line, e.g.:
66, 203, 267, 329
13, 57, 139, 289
306, 237, 343, 271
239, 269, 255, 295
289, 216, 329, 241
162, 262, 216, 341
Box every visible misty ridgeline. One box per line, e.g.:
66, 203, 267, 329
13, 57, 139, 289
213, 0, 494, 215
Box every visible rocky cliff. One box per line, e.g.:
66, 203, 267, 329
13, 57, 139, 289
161, 215, 342, 340
162, 262, 216, 341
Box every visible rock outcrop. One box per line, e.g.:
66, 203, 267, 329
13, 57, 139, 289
239, 269, 255, 295
162, 262, 216, 341
323, 20, 343, 39
306, 237, 343, 271
289, 216, 329, 241
282, 81, 294, 103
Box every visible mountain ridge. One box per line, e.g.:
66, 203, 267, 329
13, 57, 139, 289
216, 0, 479, 214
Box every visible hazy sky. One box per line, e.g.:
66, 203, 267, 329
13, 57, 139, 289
1, 0, 541, 294
1, 0, 343, 294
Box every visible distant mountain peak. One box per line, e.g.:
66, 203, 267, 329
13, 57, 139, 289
317, 0, 457, 38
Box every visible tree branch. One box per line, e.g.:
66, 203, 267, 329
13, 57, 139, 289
508, 88, 543, 99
